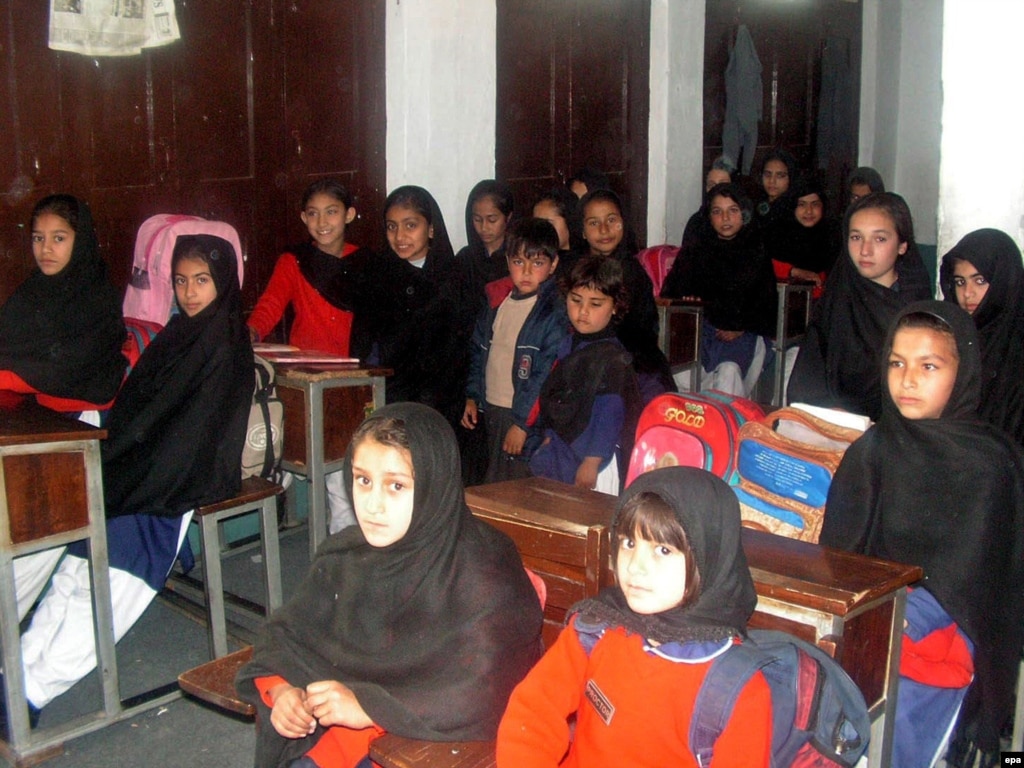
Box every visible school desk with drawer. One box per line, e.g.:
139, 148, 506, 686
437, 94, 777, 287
465, 477, 922, 767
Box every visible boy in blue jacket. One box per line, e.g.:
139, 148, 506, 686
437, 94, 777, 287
462, 218, 567, 482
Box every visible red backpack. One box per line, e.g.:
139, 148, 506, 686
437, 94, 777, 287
626, 391, 764, 486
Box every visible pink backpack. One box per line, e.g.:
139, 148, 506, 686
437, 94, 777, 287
635, 244, 679, 296
123, 214, 245, 324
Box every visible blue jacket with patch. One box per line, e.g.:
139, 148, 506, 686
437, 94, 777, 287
466, 277, 568, 431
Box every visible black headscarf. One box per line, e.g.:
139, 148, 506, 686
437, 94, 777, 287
293, 241, 374, 313
764, 178, 841, 274
0, 196, 125, 405
940, 228, 1024, 446
456, 180, 514, 317
662, 185, 777, 337
237, 403, 543, 765
351, 186, 475, 429
821, 300, 1024, 753
787, 193, 932, 420
572, 466, 757, 645
101, 235, 252, 518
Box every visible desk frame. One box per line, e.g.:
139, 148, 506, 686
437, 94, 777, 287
276, 367, 386, 557
0, 426, 180, 766
770, 282, 814, 407
656, 300, 703, 393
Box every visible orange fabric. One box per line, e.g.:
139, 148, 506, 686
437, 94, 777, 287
255, 674, 289, 708
497, 620, 772, 767
900, 624, 974, 688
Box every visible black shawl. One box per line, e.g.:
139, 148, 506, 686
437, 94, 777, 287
101, 235, 252, 518
662, 222, 777, 337
940, 228, 1024, 446
0, 197, 125, 404
821, 300, 1024, 752
237, 402, 543, 766
787, 232, 931, 420
572, 466, 757, 644
293, 241, 374, 313
351, 189, 475, 429
538, 332, 642, 458
764, 215, 841, 275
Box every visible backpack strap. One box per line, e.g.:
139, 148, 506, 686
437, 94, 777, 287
689, 642, 772, 768
253, 359, 275, 478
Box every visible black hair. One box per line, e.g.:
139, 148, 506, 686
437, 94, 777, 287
505, 217, 560, 262
848, 167, 886, 194
706, 182, 753, 227
760, 147, 797, 178
709, 155, 735, 175
31, 194, 82, 232
567, 166, 610, 195
300, 178, 353, 210
891, 311, 959, 362
562, 255, 629, 318
791, 177, 829, 219
351, 414, 413, 459
534, 186, 584, 250
614, 491, 702, 608
384, 185, 435, 226
844, 191, 916, 253
466, 179, 514, 218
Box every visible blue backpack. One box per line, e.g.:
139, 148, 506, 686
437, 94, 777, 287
576, 622, 871, 767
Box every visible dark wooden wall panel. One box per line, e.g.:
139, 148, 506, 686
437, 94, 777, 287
0, 0, 385, 314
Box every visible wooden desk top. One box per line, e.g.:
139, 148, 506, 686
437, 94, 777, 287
0, 399, 106, 446
742, 528, 922, 616
465, 477, 616, 535
275, 363, 391, 383
369, 734, 496, 768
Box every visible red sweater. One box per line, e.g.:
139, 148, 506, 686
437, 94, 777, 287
497, 619, 772, 768
247, 244, 360, 356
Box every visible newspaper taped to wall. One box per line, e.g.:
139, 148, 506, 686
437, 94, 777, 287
49, 0, 181, 57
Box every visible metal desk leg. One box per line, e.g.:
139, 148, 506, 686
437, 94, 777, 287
868, 586, 906, 768
307, 381, 327, 558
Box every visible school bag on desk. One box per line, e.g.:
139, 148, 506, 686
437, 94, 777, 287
732, 406, 865, 542
625, 391, 764, 486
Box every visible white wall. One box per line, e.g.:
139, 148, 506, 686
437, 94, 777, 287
647, 0, 705, 246
937, 0, 1024, 257
386, 0, 496, 249
858, 0, 942, 249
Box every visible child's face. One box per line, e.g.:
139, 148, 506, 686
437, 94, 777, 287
795, 193, 824, 228
301, 192, 356, 256
507, 249, 557, 294
567, 285, 615, 334
849, 182, 872, 205
385, 204, 433, 261
173, 256, 218, 317
709, 194, 743, 240
887, 327, 959, 420
471, 196, 508, 254
351, 438, 415, 548
951, 260, 989, 315
762, 159, 790, 202
583, 199, 624, 256
705, 168, 731, 191
31, 212, 75, 276
615, 531, 688, 615
847, 208, 906, 287
532, 200, 570, 251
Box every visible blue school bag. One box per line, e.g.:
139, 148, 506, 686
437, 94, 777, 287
576, 621, 870, 767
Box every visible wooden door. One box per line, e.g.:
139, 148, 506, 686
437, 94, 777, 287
496, 0, 650, 245
703, 0, 862, 202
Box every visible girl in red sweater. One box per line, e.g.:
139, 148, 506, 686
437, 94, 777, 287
497, 466, 772, 767
248, 179, 372, 356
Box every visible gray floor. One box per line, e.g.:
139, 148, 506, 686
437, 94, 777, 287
25, 523, 312, 768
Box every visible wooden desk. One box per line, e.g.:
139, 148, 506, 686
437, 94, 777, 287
369, 734, 496, 768
465, 478, 921, 767
0, 402, 122, 765
274, 364, 388, 556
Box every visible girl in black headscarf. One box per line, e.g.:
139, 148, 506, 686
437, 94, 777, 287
788, 192, 932, 420
457, 179, 515, 314
821, 301, 1024, 768
0, 194, 125, 410
764, 177, 841, 297
661, 182, 778, 397
351, 186, 475, 431
939, 228, 1024, 446
14, 234, 253, 716
237, 402, 543, 768
498, 467, 772, 766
